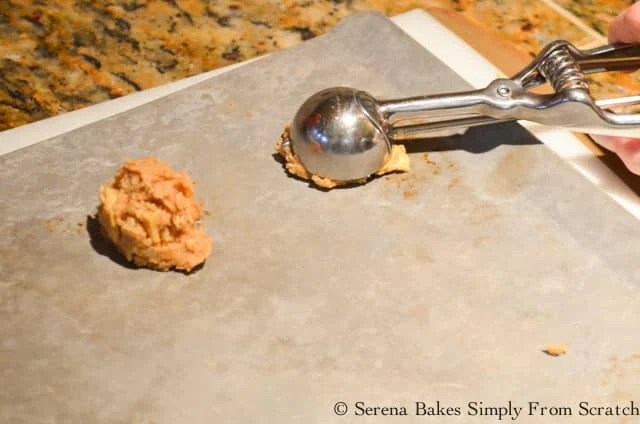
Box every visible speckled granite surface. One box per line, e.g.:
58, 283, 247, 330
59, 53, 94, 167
0, 0, 636, 130
553, 0, 632, 35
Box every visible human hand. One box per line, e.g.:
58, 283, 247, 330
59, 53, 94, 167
590, 2, 640, 175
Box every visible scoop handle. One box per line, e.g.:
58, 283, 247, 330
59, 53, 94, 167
577, 43, 640, 74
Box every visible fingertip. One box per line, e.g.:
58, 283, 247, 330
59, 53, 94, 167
590, 135, 640, 175
609, 2, 640, 43
590, 134, 617, 152
611, 138, 640, 175
621, 153, 640, 175
615, 137, 640, 157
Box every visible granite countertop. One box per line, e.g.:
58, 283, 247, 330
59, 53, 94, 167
0, 0, 636, 131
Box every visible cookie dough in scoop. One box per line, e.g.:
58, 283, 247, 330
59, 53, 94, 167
98, 158, 212, 272
275, 125, 410, 189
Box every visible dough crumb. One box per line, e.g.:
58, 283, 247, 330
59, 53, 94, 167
46, 216, 64, 232
403, 190, 416, 200
98, 158, 212, 272
275, 124, 410, 189
543, 344, 568, 357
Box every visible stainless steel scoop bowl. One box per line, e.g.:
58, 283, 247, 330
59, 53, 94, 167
289, 88, 391, 181
289, 40, 640, 181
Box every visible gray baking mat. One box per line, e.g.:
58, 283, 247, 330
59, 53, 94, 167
1, 13, 640, 424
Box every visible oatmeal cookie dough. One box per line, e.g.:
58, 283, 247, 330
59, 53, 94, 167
275, 125, 410, 189
98, 158, 211, 272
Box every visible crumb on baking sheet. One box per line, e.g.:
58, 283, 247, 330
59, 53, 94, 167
543, 344, 568, 357
448, 176, 461, 190
403, 190, 416, 200
46, 216, 64, 232
274, 124, 410, 189
97, 157, 212, 272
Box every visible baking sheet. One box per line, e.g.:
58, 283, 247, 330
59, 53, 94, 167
1, 13, 640, 424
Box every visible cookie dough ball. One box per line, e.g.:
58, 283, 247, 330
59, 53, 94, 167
98, 158, 211, 272
275, 124, 410, 189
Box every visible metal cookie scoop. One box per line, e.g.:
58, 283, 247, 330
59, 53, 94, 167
289, 40, 640, 181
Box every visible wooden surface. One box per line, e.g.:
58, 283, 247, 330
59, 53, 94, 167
428, 7, 640, 195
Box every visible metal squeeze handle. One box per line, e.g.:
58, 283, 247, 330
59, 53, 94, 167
577, 43, 640, 73
378, 41, 640, 141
